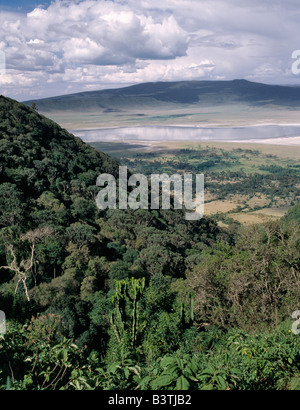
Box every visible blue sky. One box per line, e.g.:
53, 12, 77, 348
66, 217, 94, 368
0, 1, 52, 12
1, 0, 300, 100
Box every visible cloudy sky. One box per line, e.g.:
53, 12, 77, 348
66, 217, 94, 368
0, 0, 300, 100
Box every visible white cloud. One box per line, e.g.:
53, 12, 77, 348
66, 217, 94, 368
0, 0, 300, 100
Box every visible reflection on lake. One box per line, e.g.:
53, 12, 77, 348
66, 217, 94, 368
71, 125, 300, 145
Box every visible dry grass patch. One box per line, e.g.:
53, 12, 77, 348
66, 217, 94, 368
205, 199, 240, 215
247, 195, 270, 209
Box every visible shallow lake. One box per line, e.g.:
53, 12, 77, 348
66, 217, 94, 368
71, 125, 300, 145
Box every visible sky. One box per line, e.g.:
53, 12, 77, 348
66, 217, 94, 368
1, 0, 300, 101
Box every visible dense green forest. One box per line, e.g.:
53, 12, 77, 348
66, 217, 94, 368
0, 96, 299, 390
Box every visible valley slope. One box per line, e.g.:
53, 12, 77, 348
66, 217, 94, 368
23, 80, 300, 128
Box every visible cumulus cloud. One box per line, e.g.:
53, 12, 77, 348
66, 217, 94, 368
4, 1, 188, 67
0, 0, 299, 99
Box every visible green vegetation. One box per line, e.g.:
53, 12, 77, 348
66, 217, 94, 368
0, 97, 299, 390
91, 141, 300, 225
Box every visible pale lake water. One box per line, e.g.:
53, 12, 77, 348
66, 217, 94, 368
71, 125, 300, 146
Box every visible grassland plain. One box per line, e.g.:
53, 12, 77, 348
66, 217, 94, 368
24, 80, 300, 129
37, 105, 300, 130
90, 140, 300, 226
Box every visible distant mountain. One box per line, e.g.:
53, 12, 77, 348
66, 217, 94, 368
23, 80, 300, 113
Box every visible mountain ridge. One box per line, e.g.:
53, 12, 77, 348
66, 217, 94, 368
22, 79, 300, 113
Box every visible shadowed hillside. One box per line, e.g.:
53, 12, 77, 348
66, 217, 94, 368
23, 80, 300, 113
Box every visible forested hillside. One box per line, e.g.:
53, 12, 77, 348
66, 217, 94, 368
0, 97, 299, 390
